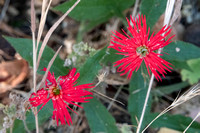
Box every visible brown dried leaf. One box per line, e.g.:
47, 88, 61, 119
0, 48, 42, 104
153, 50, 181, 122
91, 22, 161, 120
0, 59, 29, 94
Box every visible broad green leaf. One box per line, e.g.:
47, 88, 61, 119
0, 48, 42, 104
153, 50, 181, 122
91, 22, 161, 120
141, 0, 167, 28
77, 46, 107, 84
152, 81, 189, 97
84, 98, 119, 133
128, 65, 151, 131
169, 60, 191, 70
78, 47, 119, 132
181, 58, 200, 84
101, 48, 124, 65
148, 113, 200, 132
162, 41, 200, 71
163, 41, 200, 62
54, 0, 135, 21
4, 36, 68, 77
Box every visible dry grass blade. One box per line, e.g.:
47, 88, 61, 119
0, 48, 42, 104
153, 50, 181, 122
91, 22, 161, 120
142, 83, 200, 133
38, 46, 62, 90
92, 89, 125, 106
132, 0, 140, 17
170, 0, 183, 25
107, 86, 123, 111
36, 0, 81, 70
164, 0, 175, 27
183, 111, 200, 133
36, 0, 52, 50
31, 0, 36, 33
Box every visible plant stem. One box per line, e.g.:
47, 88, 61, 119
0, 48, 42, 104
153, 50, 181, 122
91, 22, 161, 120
132, 0, 140, 17
32, 30, 39, 133
136, 0, 176, 132
136, 74, 154, 133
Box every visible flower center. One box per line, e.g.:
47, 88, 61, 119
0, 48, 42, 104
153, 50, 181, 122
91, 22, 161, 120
52, 87, 60, 95
136, 46, 149, 57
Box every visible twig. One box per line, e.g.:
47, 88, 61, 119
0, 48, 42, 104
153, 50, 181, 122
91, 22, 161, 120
0, 0, 10, 23
136, 0, 176, 133
98, 94, 129, 114
107, 85, 123, 111
92, 89, 125, 106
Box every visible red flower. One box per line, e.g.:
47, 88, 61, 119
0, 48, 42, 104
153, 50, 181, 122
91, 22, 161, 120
109, 14, 174, 80
29, 68, 93, 126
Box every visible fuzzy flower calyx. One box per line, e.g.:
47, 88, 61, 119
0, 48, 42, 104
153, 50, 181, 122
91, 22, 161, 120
29, 68, 94, 126
109, 14, 174, 81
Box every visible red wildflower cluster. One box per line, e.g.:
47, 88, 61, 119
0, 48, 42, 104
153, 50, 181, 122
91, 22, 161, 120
109, 14, 174, 80
29, 68, 93, 126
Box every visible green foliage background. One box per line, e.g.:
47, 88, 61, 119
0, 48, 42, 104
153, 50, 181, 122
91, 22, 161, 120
4, 0, 200, 132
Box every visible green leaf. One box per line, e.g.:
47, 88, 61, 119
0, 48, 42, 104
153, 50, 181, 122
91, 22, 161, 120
101, 48, 124, 65
163, 41, 200, 62
148, 113, 200, 132
77, 47, 119, 133
4, 36, 68, 77
128, 65, 151, 130
84, 98, 119, 133
152, 81, 189, 97
141, 0, 167, 28
168, 60, 191, 70
181, 58, 200, 84
54, 0, 134, 21
77, 46, 107, 84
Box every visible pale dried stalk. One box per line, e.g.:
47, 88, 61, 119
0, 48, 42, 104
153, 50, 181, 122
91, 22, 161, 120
170, 0, 183, 25
142, 83, 200, 132
184, 111, 200, 133
38, 46, 62, 90
92, 89, 124, 106
36, 0, 52, 50
36, 0, 81, 70
136, 0, 176, 133
132, 0, 140, 17
31, 0, 39, 132
31, 0, 36, 92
